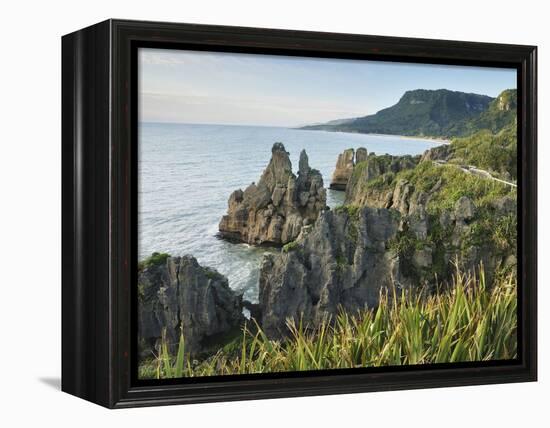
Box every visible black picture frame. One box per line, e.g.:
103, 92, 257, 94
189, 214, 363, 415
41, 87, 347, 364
61, 19, 537, 408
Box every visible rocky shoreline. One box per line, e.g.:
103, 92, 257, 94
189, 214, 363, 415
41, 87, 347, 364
138, 140, 517, 358
138, 255, 244, 357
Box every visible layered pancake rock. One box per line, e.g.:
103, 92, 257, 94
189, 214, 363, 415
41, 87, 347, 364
138, 255, 243, 357
258, 149, 516, 338
329, 147, 368, 190
218, 142, 327, 246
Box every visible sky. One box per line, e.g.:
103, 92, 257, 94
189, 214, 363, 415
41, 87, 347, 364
138, 48, 517, 127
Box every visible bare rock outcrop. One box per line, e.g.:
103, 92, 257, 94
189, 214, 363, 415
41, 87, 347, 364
258, 191, 517, 338
421, 143, 453, 163
329, 147, 370, 190
330, 148, 356, 190
345, 153, 420, 206
218, 143, 327, 245
330, 147, 419, 197
138, 255, 243, 357
259, 206, 403, 338
355, 147, 368, 163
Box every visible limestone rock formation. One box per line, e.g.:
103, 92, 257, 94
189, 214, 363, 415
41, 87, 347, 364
355, 147, 368, 163
329, 147, 371, 190
218, 143, 327, 245
258, 174, 517, 338
259, 206, 403, 338
138, 255, 244, 357
330, 148, 356, 190
420, 144, 453, 163
345, 153, 420, 206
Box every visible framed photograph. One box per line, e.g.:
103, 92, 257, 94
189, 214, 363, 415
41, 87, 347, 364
62, 19, 537, 408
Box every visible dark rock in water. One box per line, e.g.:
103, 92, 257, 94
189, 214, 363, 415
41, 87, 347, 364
138, 255, 244, 357
259, 206, 403, 338
218, 142, 326, 246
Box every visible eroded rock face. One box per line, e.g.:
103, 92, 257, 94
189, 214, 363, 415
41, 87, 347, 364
345, 153, 420, 206
421, 144, 453, 163
218, 143, 327, 245
138, 256, 243, 357
259, 206, 404, 338
330, 148, 356, 190
356, 147, 368, 163
258, 187, 517, 338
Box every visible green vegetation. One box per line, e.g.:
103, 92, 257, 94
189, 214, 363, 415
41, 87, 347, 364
335, 252, 348, 268
334, 204, 362, 243
139, 264, 517, 378
492, 214, 518, 253
465, 209, 517, 258
138, 252, 170, 271
302, 89, 517, 141
387, 225, 433, 280
448, 123, 517, 180
204, 268, 224, 280
302, 89, 495, 137
446, 89, 517, 137
355, 159, 513, 215
399, 162, 514, 213
138, 87, 519, 381
334, 204, 361, 219
282, 240, 299, 253
351, 157, 517, 280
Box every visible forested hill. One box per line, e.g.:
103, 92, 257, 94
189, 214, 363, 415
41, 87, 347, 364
301, 88, 517, 138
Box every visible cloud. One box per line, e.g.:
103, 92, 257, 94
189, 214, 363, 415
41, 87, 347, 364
138, 47, 516, 126
139, 91, 368, 127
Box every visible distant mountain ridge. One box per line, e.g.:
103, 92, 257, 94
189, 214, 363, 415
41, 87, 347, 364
301, 88, 516, 138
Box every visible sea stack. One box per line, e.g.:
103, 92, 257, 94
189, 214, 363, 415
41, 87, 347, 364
218, 142, 326, 246
329, 147, 369, 190
330, 148, 355, 190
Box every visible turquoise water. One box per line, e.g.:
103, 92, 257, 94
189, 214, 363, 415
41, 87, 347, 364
138, 123, 440, 301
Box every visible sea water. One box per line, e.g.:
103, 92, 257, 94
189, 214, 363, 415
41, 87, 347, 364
138, 122, 440, 302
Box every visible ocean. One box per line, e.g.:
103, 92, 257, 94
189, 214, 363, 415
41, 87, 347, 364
138, 122, 441, 302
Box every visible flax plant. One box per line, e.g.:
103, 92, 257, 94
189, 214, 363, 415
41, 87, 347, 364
141, 264, 517, 379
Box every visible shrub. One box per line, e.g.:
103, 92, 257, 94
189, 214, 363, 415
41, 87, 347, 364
282, 241, 299, 253
137, 252, 170, 271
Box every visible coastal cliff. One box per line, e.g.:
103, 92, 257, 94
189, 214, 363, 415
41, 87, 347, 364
344, 152, 420, 206
259, 147, 517, 337
138, 254, 244, 357
329, 147, 368, 190
218, 143, 327, 245
259, 206, 401, 338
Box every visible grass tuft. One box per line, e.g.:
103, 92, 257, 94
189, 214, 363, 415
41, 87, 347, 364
139, 263, 517, 379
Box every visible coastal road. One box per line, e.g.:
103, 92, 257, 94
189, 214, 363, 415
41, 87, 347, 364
433, 160, 517, 188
